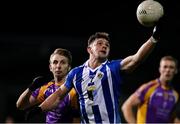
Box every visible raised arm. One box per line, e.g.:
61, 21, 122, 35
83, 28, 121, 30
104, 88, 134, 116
121, 20, 162, 72
16, 89, 38, 110
121, 36, 156, 72
16, 76, 49, 110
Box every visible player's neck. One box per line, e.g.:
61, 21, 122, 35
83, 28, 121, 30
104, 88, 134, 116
88, 61, 101, 69
88, 58, 106, 69
158, 77, 171, 89
54, 77, 65, 85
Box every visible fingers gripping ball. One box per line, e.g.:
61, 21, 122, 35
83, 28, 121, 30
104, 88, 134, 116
136, 0, 164, 27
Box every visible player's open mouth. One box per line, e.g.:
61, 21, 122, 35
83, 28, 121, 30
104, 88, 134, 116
100, 51, 106, 54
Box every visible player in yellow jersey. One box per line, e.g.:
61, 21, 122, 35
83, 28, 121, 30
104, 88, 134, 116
16, 48, 80, 123
122, 56, 179, 123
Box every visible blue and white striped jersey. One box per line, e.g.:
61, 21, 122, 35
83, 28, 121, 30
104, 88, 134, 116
65, 59, 123, 123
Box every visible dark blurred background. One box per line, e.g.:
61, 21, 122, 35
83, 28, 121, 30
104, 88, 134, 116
0, 0, 179, 122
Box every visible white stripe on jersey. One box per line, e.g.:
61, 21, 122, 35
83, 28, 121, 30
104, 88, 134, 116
93, 69, 108, 123
82, 66, 95, 123
106, 65, 116, 122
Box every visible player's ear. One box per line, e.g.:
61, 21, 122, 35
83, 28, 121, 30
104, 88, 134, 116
159, 66, 161, 73
87, 46, 92, 54
175, 68, 178, 74
49, 64, 52, 72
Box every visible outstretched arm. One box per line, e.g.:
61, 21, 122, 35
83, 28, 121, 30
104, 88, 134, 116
121, 36, 156, 72
121, 20, 162, 72
39, 84, 69, 111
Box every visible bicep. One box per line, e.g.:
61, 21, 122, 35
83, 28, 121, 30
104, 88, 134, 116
29, 95, 41, 105
121, 55, 139, 72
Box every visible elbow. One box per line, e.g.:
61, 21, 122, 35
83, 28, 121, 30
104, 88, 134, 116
16, 101, 26, 110
125, 62, 140, 73
16, 102, 22, 110
121, 103, 127, 114
121, 100, 133, 114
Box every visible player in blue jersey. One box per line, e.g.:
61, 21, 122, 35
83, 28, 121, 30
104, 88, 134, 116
121, 56, 179, 123
16, 48, 80, 123
36, 23, 162, 123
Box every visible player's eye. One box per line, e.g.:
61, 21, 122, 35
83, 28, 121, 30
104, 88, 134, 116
53, 60, 58, 64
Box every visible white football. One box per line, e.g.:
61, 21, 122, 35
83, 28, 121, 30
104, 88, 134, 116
136, 0, 164, 27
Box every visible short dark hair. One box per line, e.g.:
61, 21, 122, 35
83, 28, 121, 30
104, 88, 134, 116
49, 48, 72, 65
88, 32, 110, 46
